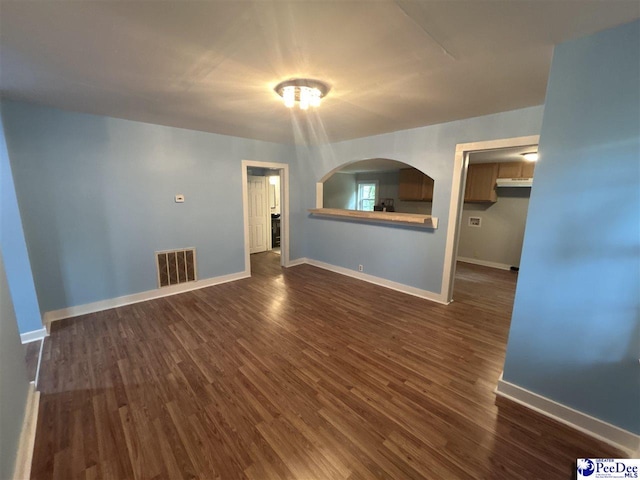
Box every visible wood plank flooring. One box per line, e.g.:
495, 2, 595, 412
30, 253, 623, 479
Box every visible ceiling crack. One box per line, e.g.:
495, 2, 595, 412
393, 0, 457, 61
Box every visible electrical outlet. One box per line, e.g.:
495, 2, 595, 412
468, 216, 481, 227
358, 264, 363, 272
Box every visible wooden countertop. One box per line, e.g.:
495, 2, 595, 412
308, 208, 438, 229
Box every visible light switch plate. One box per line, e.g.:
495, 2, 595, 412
175, 194, 185, 203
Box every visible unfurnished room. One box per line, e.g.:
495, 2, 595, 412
1, 2, 639, 479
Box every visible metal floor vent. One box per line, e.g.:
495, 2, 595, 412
156, 248, 196, 287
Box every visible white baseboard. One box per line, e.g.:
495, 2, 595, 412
496, 376, 640, 457
303, 258, 449, 305
43, 270, 251, 324
20, 327, 48, 344
34, 338, 44, 388
285, 257, 308, 267
457, 257, 513, 271
12, 382, 40, 480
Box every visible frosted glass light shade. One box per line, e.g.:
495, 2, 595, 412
274, 79, 330, 110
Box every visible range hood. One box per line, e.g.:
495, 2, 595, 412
496, 178, 533, 187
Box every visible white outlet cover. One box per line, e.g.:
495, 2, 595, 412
468, 216, 481, 227
175, 194, 185, 203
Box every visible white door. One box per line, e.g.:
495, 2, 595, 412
248, 176, 268, 254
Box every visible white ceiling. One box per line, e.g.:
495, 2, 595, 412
1, 1, 638, 144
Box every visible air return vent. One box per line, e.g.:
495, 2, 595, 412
156, 248, 197, 287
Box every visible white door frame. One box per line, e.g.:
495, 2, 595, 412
241, 160, 290, 273
266, 175, 272, 251
441, 135, 540, 303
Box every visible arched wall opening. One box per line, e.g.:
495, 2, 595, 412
315, 158, 436, 215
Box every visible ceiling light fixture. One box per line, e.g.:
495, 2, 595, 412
522, 152, 539, 162
274, 79, 330, 110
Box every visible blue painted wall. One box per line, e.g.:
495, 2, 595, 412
0, 250, 31, 479
0, 113, 42, 333
302, 106, 544, 294
2, 101, 297, 313
503, 21, 640, 434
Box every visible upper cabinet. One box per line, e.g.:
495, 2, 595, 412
465, 161, 536, 203
498, 161, 536, 179
465, 163, 498, 203
398, 168, 434, 201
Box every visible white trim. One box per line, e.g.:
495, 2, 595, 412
304, 258, 449, 304
34, 338, 44, 388
20, 327, 48, 344
457, 257, 512, 271
316, 183, 323, 208
43, 270, 250, 324
442, 135, 539, 303
285, 257, 308, 268
12, 382, 40, 480
241, 160, 291, 271
265, 177, 272, 252
496, 376, 640, 457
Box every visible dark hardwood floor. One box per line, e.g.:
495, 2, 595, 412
30, 252, 622, 479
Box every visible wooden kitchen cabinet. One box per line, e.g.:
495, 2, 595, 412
521, 161, 536, 178
465, 163, 498, 203
498, 161, 536, 178
399, 168, 434, 201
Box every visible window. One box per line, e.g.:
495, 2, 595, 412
356, 181, 378, 211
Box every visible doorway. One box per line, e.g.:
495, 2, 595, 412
441, 135, 540, 303
241, 160, 290, 274
458, 145, 537, 269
